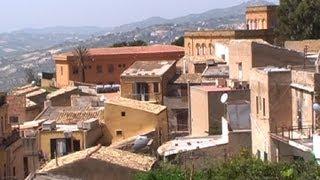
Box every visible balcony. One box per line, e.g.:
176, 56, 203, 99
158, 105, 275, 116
272, 125, 313, 141
123, 93, 162, 103
0, 129, 20, 149
270, 125, 314, 152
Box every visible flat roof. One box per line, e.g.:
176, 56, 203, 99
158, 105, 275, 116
56, 45, 184, 57
158, 136, 228, 156
121, 60, 175, 77
191, 85, 231, 92
106, 97, 166, 115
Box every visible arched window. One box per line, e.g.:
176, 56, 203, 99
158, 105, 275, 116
254, 20, 258, 30
188, 43, 191, 55
262, 19, 265, 29
196, 43, 200, 56
209, 43, 213, 55
202, 43, 206, 55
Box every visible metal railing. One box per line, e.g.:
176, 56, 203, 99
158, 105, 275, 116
274, 125, 313, 140
0, 130, 20, 148
123, 93, 162, 102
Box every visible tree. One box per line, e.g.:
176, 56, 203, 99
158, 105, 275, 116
136, 151, 320, 180
128, 40, 147, 46
73, 45, 91, 82
171, 37, 184, 47
24, 68, 40, 84
111, 40, 147, 47
276, 0, 320, 40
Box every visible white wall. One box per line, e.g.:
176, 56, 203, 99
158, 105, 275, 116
215, 43, 229, 64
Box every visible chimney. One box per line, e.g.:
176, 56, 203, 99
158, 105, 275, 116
315, 51, 320, 73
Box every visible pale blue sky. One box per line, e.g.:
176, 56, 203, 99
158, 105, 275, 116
0, 0, 277, 32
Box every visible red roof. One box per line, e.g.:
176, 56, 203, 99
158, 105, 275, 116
59, 45, 184, 57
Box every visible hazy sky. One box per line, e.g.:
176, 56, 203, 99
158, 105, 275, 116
0, 0, 277, 32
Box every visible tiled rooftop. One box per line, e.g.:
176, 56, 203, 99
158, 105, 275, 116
57, 45, 184, 57
55, 108, 104, 124
171, 73, 202, 84
202, 65, 229, 78
121, 60, 175, 77
36, 106, 104, 124
47, 86, 78, 99
39, 145, 156, 172
106, 97, 166, 115
11, 84, 42, 96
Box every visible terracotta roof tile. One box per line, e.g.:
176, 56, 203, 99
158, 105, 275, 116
39, 145, 156, 173
57, 45, 184, 57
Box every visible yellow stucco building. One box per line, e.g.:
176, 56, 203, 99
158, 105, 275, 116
104, 97, 168, 146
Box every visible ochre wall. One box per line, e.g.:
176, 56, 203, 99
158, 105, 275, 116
103, 103, 168, 145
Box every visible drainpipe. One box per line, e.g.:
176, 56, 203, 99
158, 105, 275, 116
187, 80, 191, 135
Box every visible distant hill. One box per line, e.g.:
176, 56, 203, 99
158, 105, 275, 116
110, 0, 275, 32
0, 0, 277, 91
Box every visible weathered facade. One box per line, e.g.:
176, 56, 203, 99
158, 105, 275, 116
104, 97, 168, 146
250, 66, 319, 162
246, 5, 278, 30
120, 60, 176, 104
7, 85, 47, 123
190, 86, 250, 136
228, 40, 306, 82
0, 93, 24, 180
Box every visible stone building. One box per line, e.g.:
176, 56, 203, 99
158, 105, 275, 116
182, 5, 279, 74
246, 5, 278, 30
35, 145, 156, 180
158, 100, 251, 170
0, 93, 24, 180
190, 85, 250, 137
228, 39, 306, 82
120, 60, 176, 104
250, 66, 320, 162
36, 104, 104, 161
7, 84, 47, 123
54, 45, 184, 88
104, 97, 168, 146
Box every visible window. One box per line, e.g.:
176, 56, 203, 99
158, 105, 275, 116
9, 116, 18, 124
108, 64, 114, 73
116, 130, 123, 136
263, 98, 266, 116
264, 152, 268, 161
209, 43, 213, 55
221, 54, 226, 61
196, 44, 200, 56
13, 167, 15, 177
257, 150, 261, 159
153, 82, 159, 93
60, 66, 63, 76
201, 43, 206, 55
121, 112, 126, 116
72, 66, 79, 74
256, 96, 259, 114
96, 65, 103, 73
238, 63, 243, 80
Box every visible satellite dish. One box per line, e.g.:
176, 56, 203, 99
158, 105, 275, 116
220, 93, 228, 104
313, 103, 320, 113
132, 136, 150, 152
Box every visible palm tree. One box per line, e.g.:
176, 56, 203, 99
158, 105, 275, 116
73, 45, 90, 82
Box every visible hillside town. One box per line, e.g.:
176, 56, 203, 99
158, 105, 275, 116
1, 2, 320, 180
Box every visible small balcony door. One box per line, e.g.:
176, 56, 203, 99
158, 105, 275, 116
136, 83, 149, 101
